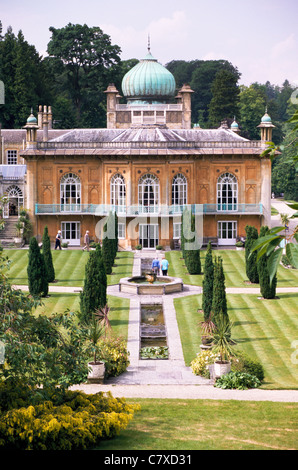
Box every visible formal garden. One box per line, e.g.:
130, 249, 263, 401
0, 219, 297, 450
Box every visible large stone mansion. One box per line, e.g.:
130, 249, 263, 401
0, 47, 274, 249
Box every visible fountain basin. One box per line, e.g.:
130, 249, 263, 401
119, 276, 183, 295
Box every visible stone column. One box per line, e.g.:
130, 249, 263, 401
179, 84, 194, 130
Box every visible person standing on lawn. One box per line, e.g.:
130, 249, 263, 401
82, 230, 90, 251
55, 230, 62, 250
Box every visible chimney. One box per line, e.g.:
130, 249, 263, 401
43, 105, 49, 142
48, 105, 53, 130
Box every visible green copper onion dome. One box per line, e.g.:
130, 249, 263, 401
26, 108, 37, 124
121, 48, 176, 104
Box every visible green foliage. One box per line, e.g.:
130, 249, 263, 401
214, 371, 261, 390
190, 350, 218, 377
0, 389, 140, 450
102, 212, 117, 274
231, 351, 264, 382
139, 346, 169, 360
98, 335, 130, 377
202, 242, 214, 320
42, 226, 55, 282
27, 237, 48, 297
79, 247, 107, 323
211, 313, 234, 362
181, 209, 201, 274
245, 225, 259, 283
257, 226, 277, 299
212, 256, 227, 321
208, 68, 240, 128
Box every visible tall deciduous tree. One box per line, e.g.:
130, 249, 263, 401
47, 23, 121, 126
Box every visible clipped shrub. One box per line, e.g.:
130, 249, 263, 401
0, 390, 140, 450
42, 226, 55, 282
190, 350, 218, 378
245, 225, 259, 283
98, 335, 130, 377
202, 242, 214, 320
214, 371, 261, 390
231, 351, 264, 382
257, 225, 277, 299
27, 237, 48, 297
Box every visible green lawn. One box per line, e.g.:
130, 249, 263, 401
34, 293, 130, 339
166, 249, 298, 288
174, 293, 298, 389
4, 249, 134, 287
97, 398, 298, 450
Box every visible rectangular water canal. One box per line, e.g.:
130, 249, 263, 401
140, 303, 169, 360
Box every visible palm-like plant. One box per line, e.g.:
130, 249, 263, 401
94, 304, 111, 336
211, 312, 236, 363
85, 314, 105, 363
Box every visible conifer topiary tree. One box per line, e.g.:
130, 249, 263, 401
79, 246, 107, 323
102, 212, 116, 275
27, 237, 48, 297
245, 225, 259, 283
212, 256, 227, 324
182, 210, 201, 274
257, 226, 277, 299
202, 242, 214, 321
42, 226, 55, 282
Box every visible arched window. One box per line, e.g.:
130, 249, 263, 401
60, 173, 81, 212
138, 173, 159, 213
172, 173, 187, 207
111, 173, 126, 212
217, 173, 238, 211
5, 185, 23, 216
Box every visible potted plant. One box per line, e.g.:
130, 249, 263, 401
61, 242, 69, 249
235, 241, 244, 250
199, 312, 216, 346
211, 313, 235, 377
85, 315, 105, 383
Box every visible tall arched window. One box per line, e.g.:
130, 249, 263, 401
172, 173, 187, 207
138, 173, 159, 213
111, 173, 126, 212
60, 173, 81, 212
217, 173, 238, 211
5, 185, 23, 217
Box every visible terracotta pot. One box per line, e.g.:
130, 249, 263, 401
214, 360, 231, 377
87, 361, 105, 384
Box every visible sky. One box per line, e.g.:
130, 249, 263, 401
1, 0, 298, 87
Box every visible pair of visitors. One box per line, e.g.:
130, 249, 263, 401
82, 230, 90, 251
55, 230, 62, 250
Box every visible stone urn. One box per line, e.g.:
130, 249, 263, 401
87, 361, 105, 384
213, 360, 231, 378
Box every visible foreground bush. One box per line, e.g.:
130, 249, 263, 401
190, 350, 217, 378
215, 371, 261, 390
0, 390, 140, 450
98, 335, 130, 377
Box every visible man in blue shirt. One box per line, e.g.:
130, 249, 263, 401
161, 257, 169, 276
151, 257, 160, 274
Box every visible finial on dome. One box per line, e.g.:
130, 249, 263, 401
148, 34, 151, 53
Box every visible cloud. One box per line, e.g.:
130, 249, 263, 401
271, 34, 296, 60
101, 11, 189, 63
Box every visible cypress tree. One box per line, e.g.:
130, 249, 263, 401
245, 225, 259, 283
27, 237, 48, 297
202, 242, 214, 321
42, 226, 55, 282
183, 211, 201, 274
102, 212, 116, 274
257, 226, 277, 299
212, 256, 228, 323
80, 247, 107, 323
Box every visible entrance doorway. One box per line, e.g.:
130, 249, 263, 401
139, 224, 159, 248
218, 221, 237, 246
61, 222, 81, 246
